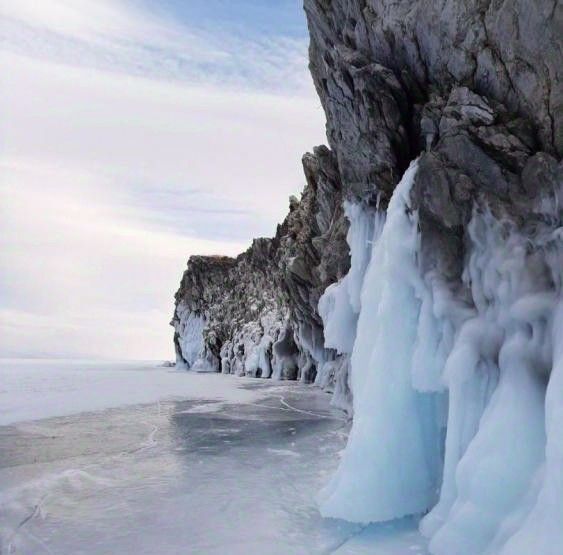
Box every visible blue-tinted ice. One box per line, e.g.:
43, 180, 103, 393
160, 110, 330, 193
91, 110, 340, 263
0, 377, 427, 554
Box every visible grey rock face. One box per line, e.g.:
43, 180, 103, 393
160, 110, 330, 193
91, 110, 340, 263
172, 147, 350, 386
305, 0, 561, 159
304, 0, 561, 283
172, 0, 561, 406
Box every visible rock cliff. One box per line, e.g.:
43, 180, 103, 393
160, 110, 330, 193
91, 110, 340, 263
173, 0, 561, 414
172, 145, 354, 405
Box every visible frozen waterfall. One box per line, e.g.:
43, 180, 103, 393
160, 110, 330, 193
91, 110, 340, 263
318, 160, 445, 523
318, 159, 563, 555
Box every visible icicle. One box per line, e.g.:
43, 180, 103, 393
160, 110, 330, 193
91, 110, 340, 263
319, 159, 444, 523
423, 212, 561, 555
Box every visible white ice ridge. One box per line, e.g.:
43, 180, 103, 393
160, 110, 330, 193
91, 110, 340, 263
318, 158, 563, 555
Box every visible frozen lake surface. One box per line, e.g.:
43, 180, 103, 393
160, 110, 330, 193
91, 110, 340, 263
0, 360, 266, 425
0, 361, 427, 554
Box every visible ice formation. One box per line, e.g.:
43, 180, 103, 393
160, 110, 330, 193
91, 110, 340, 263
172, 302, 206, 370
319, 161, 445, 522
318, 158, 563, 554
315, 201, 382, 411
318, 202, 377, 355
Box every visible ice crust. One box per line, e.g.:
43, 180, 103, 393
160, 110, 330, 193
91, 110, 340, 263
318, 159, 562, 555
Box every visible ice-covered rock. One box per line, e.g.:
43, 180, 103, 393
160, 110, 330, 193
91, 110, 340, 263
172, 2, 562, 552
317, 158, 561, 553
172, 146, 350, 386
172, 302, 206, 369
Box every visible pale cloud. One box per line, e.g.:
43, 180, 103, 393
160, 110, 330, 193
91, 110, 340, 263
0, 2, 326, 360
0, 0, 227, 60
1, 52, 324, 233
0, 0, 312, 94
0, 158, 247, 359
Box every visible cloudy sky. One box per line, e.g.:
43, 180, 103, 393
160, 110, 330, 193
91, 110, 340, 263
0, 0, 326, 360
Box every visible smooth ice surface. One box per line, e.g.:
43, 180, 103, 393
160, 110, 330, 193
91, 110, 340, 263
0, 359, 266, 425
0, 365, 428, 555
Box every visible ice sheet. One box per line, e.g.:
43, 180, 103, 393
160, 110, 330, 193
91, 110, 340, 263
0, 376, 429, 555
0, 359, 268, 425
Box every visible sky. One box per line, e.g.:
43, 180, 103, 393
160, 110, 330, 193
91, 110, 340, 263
0, 0, 326, 361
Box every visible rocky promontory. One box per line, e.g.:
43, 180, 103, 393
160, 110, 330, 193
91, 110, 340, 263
173, 0, 561, 410
172, 145, 355, 407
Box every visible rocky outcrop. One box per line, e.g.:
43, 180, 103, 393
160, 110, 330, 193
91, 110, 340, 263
304, 0, 561, 250
173, 0, 561, 417
172, 146, 351, 392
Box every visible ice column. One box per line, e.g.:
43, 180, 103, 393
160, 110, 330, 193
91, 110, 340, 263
319, 160, 444, 522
